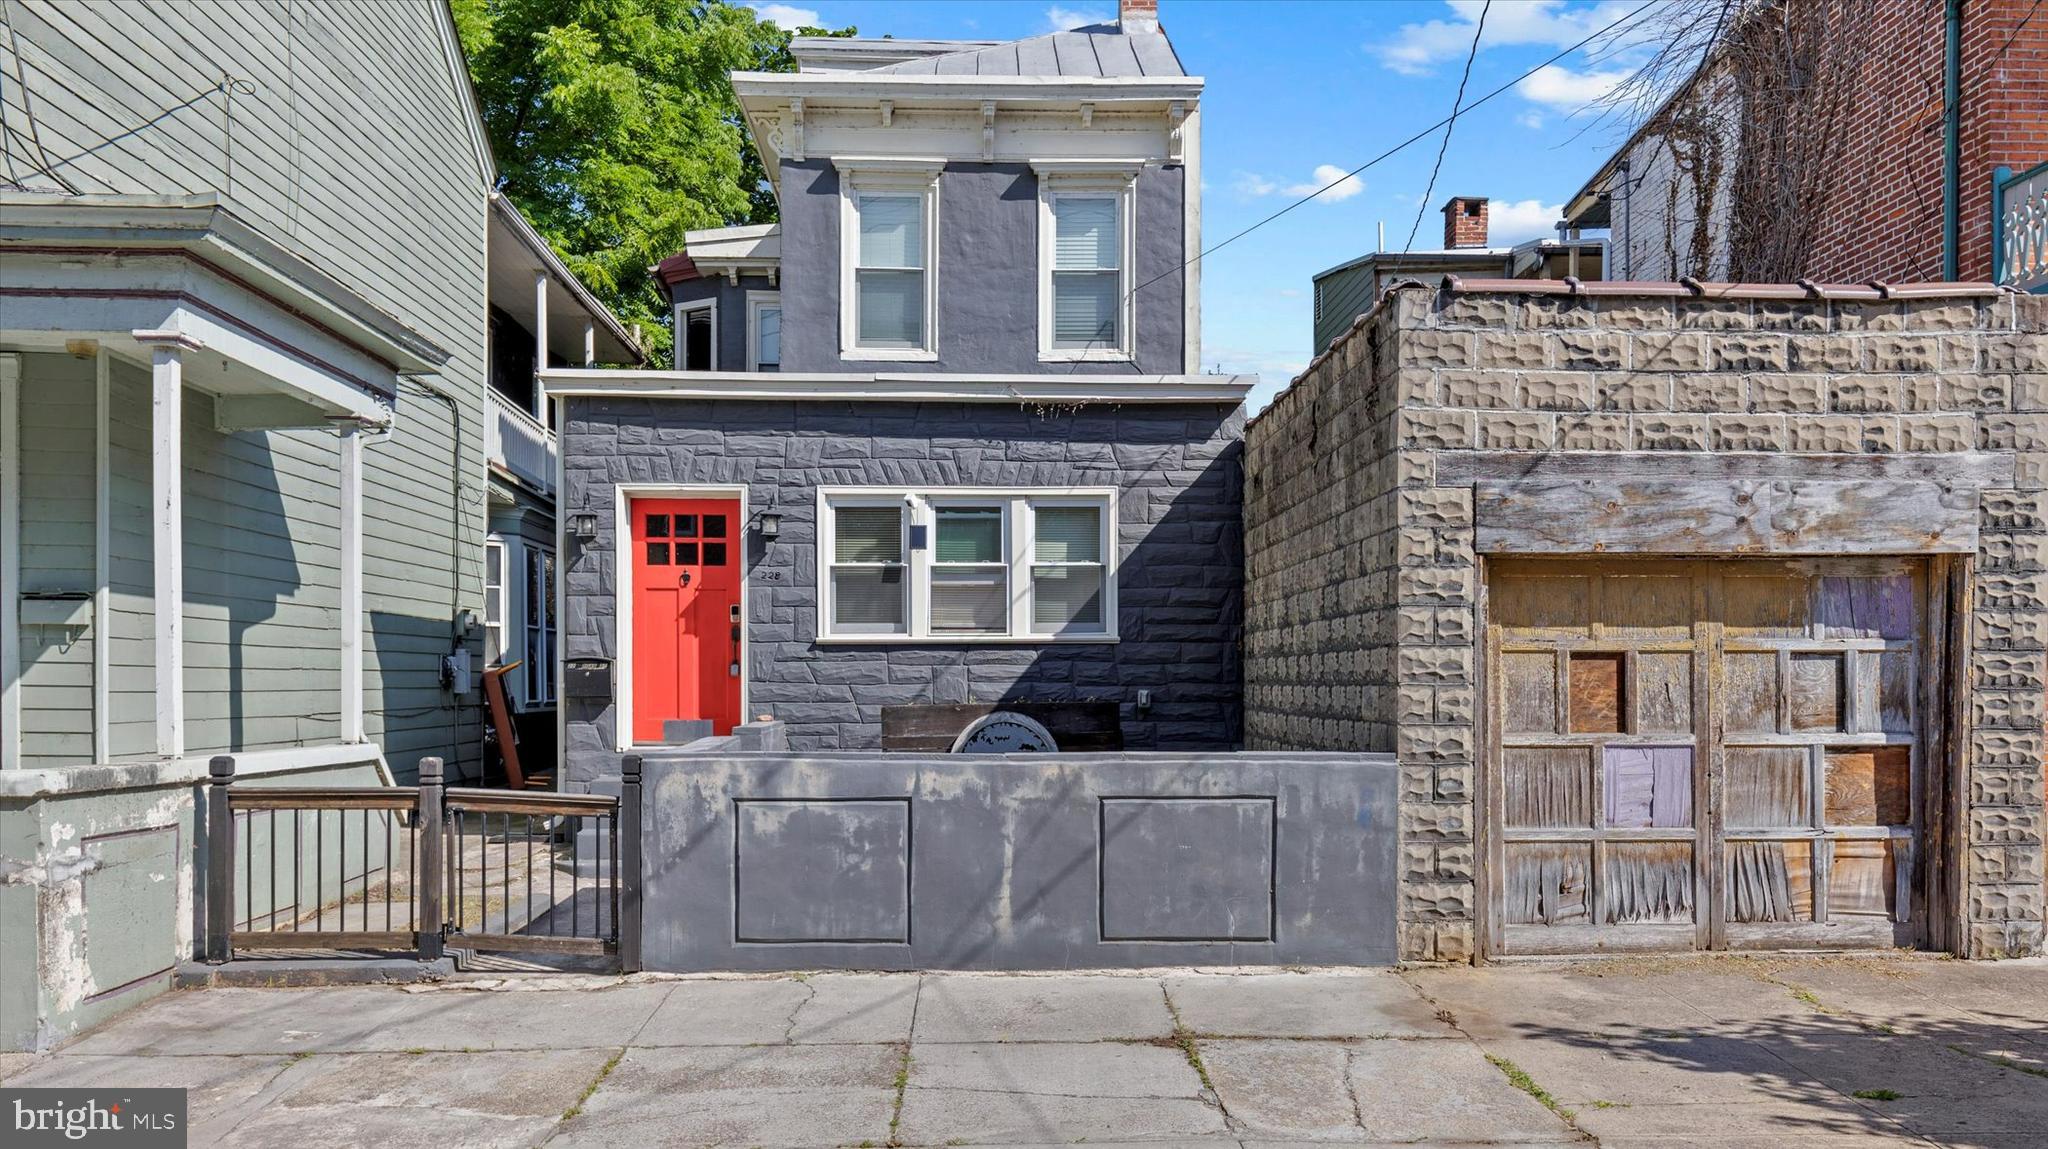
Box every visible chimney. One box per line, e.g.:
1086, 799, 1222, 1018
1442, 196, 1489, 248
1120, 0, 1160, 33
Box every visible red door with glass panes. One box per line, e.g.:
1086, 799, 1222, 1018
631, 500, 742, 740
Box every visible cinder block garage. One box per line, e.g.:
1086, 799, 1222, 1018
1245, 279, 2047, 963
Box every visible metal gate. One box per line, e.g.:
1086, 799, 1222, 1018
1485, 557, 1946, 955
202, 754, 641, 969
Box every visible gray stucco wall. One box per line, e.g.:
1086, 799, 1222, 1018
639, 750, 1400, 971
561, 399, 1243, 766
777, 161, 1187, 375
669, 272, 779, 372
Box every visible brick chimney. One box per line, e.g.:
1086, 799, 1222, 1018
1120, 0, 1160, 33
1442, 196, 1489, 248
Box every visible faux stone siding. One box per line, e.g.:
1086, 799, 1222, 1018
562, 399, 1242, 764
1245, 284, 2048, 962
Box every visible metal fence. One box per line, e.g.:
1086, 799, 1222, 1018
201, 754, 642, 970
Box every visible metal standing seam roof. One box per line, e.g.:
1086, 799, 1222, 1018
867, 27, 1185, 78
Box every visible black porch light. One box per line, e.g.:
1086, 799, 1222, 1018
757, 512, 782, 539
569, 511, 600, 543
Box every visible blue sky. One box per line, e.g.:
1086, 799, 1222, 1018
749, 1, 1652, 410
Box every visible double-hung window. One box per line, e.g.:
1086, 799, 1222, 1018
837, 160, 941, 360
819, 489, 1116, 642
747, 291, 782, 371
1037, 165, 1136, 361
675, 299, 716, 370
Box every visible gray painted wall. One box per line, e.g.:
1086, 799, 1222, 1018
2, 0, 490, 780
669, 272, 779, 372
777, 161, 1187, 375
639, 750, 1401, 971
561, 398, 1243, 762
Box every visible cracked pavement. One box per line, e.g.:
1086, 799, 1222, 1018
2, 957, 2044, 1146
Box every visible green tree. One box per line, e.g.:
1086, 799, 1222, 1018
453, 0, 851, 365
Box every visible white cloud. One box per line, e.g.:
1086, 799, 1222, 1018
1373, 0, 1640, 76
1517, 63, 1630, 112
1045, 5, 1112, 31
1232, 171, 1279, 198
1485, 198, 1567, 243
1287, 164, 1365, 201
1517, 109, 1547, 131
750, 3, 820, 29
1240, 165, 1364, 203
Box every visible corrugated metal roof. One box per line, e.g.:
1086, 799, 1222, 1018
870, 27, 1184, 78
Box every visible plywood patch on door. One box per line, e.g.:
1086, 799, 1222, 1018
1829, 840, 1898, 916
1568, 652, 1625, 733
1826, 747, 1912, 826
1726, 747, 1811, 827
1729, 840, 1815, 922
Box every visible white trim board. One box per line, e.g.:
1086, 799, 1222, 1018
611, 483, 751, 753
541, 369, 1253, 404
673, 297, 718, 371
746, 290, 783, 373
0, 353, 19, 771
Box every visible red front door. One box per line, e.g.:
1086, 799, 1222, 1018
631, 498, 743, 740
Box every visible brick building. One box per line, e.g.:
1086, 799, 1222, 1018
1562, 0, 2047, 286
1244, 277, 2046, 962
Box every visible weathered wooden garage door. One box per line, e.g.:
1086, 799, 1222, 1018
1487, 558, 1933, 954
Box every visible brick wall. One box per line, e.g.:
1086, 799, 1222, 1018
1245, 281, 2048, 961
562, 399, 1244, 763
1793, 0, 2045, 282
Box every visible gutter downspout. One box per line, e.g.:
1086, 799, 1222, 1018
1943, 0, 1963, 280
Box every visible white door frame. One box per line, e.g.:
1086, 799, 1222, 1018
612, 483, 750, 751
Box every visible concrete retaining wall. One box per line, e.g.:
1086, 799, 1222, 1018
639, 750, 1398, 971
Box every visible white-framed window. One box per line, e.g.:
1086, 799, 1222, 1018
523, 546, 556, 705
1036, 167, 1137, 362
837, 160, 941, 361
675, 298, 717, 370
747, 290, 782, 372
817, 488, 1117, 643
483, 538, 507, 666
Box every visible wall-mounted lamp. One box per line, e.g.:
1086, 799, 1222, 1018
756, 512, 782, 539
570, 512, 600, 543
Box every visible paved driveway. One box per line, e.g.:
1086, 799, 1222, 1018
3, 956, 2043, 1147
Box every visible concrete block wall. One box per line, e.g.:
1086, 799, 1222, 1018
1245, 281, 2048, 961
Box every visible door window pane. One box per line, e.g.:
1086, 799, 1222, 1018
675, 515, 698, 539
675, 542, 698, 566
646, 543, 670, 565
704, 514, 727, 539
644, 514, 669, 538
703, 542, 727, 567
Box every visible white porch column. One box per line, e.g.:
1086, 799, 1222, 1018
338, 420, 365, 743
0, 353, 21, 771
141, 337, 194, 759
533, 271, 550, 426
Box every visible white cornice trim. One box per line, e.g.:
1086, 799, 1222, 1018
539, 369, 1252, 404
1028, 158, 1148, 176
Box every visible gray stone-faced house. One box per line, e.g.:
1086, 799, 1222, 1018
549, 2, 1250, 764
0, 1, 633, 1049
1244, 276, 2047, 962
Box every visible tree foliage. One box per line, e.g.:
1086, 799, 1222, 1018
452, 0, 852, 364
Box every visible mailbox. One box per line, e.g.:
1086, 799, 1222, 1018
565, 657, 613, 700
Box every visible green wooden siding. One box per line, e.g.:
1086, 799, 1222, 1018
4, 0, 492, 779
16, 355, 96, 769
1312, 265, 1378, 358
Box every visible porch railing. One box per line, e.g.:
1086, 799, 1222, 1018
486, 387, 556, 493
202, 754, 641, 970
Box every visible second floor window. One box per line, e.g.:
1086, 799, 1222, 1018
1051, 196, 1121, 350
677, 299, 715, 370
855, 193, 926, 349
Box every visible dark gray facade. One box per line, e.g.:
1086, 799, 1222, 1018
561, 398, 1243, 764
638, 750, 1400, 971
777, 161, 1188, 375
669, 272, 778, 372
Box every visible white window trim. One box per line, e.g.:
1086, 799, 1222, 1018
523, 545, 556, 706
746, 289, 783, 372
674, 297, 718, 371
816, 486, 1118, 645
838, 162, 941, 362
1036, 166, 1138, 363
483, 536, 508, 668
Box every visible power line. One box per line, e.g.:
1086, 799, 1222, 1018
1124, 0, 1661, 301
1404, 0, 1492, 254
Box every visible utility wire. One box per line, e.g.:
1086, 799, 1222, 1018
1404, 0, 1492, 254
1992, 0, 2045, 63
1123, 0, 1661, 302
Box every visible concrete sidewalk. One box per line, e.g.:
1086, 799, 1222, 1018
1, 957, 2042, 1147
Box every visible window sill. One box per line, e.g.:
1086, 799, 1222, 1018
1038, 349, 1135, 363
841, 347, 939, 362
812, 634, 1119, 646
